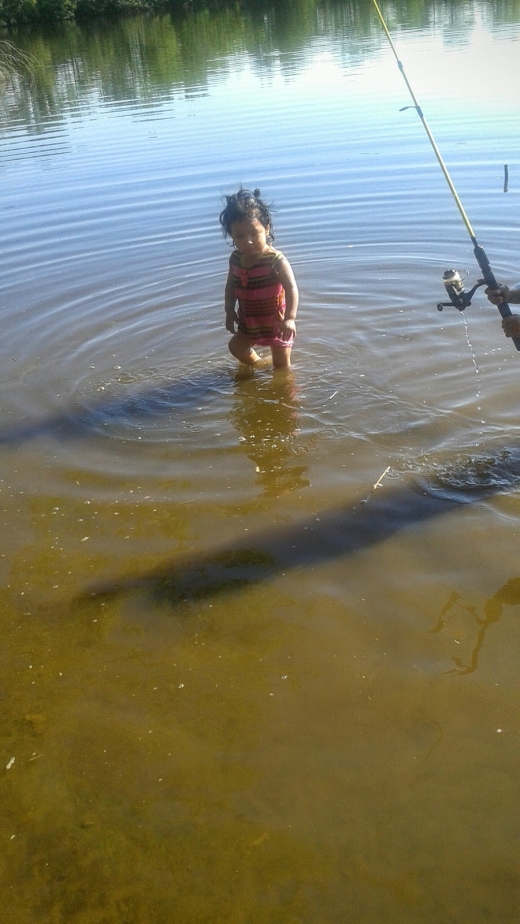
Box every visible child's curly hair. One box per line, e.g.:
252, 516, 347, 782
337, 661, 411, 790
219, 187, 274, 242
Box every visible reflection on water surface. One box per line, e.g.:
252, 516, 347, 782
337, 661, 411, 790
1, 1, 520, 921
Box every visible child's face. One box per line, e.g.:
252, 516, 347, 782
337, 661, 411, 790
230, 217, 270, 258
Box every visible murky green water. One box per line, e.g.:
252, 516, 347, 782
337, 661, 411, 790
1, 2, 520, 921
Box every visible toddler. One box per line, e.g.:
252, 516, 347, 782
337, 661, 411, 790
219, 188, 298, 368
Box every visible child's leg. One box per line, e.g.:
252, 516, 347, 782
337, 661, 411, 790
229, 332, 261, 365
271, 344, 292, 369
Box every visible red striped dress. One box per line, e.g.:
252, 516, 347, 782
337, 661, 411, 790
230, 248, 294, 347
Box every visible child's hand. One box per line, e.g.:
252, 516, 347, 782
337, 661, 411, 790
279, 318, 296, 340
225, 310, 238, 333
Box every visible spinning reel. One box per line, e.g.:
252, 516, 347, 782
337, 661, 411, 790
436, 269, 486, 312
370, 0, 520, 351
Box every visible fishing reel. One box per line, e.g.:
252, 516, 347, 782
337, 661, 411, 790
436, 269, 486, 312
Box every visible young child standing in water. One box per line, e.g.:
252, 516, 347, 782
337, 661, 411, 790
219, 188, 299, 369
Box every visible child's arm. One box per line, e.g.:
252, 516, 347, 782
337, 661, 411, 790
277, 257, 299, 339
225, 266, 238, 333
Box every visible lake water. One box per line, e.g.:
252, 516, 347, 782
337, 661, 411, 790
1, 1, 520, 920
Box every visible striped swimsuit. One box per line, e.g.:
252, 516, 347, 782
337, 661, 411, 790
230, 249, 294, 348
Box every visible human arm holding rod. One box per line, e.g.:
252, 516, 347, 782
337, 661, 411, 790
485, 285, 520, 338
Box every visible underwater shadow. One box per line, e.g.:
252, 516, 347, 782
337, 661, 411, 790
81, 447, 520, 610
0, 368, 233, 445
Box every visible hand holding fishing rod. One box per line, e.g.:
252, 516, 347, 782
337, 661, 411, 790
371, 0, 520, 352
485, 285, 520, 339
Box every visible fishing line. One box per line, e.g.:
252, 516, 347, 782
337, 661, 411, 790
371, 0, 520, 352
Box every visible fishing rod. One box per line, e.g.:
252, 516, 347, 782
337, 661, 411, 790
371, 0, 520, 352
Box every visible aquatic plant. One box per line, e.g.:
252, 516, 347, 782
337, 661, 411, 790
0, 39, 34, 84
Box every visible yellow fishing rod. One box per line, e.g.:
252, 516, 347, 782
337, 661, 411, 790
371, 0, 520, 352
